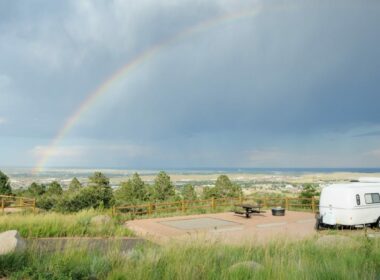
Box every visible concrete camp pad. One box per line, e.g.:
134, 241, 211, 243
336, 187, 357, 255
126, 211, 318, 244
159, 217, 240, 230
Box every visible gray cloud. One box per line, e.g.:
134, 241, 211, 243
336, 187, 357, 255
0, 0, 380, 168
354, 131, 380, 138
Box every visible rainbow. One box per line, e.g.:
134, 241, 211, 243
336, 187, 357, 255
33, 8, 260, 173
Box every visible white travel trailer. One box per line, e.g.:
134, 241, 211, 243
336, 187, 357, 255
316, 179, 380, 229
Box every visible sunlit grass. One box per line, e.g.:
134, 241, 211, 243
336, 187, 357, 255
0, 210, 134, 238
1, 236, 379, 279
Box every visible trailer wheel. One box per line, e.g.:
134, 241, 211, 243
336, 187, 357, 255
376, 217, 380, 229
315, 217, 322, 231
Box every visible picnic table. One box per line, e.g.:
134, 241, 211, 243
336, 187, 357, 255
234, 203, 262, 218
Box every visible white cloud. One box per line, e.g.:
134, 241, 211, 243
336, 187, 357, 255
0, 117, 7, 125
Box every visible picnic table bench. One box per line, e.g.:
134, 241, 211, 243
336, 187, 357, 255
234, 203, 262, 218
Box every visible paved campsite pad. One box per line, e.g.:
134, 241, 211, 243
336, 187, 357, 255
126, 211, 319, 244
159, 217, 241, 230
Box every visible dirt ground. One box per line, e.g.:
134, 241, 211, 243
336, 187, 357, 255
126, 211, 319, 244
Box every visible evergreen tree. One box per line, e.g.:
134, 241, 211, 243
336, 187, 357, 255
0, 170, 12, 195
203, 175, 242, 199
299, 183, 319, 205
87, 172, 114, 207
153, 171, 175, 201
68, 177, 82, 191
89, 172, 110, 187
130, 173, 147, 201
115, 173, 147, 204
46, 181, 63, 195
181, 184, 197, 201
28, 182, 46, 197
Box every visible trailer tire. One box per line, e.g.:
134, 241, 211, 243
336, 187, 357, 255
376, 217, 380, 229
315, 217, 322, 231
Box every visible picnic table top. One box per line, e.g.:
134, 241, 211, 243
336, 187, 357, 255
234, 203, 261, 209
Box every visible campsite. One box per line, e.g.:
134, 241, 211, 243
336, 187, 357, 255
1, 1, 380, 279
1, 172, 380, 279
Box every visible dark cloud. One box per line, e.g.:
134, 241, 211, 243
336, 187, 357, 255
75, 1, 380, 140
0, 1, 380, 168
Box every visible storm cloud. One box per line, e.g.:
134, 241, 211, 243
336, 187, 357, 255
1, 0, 380, 168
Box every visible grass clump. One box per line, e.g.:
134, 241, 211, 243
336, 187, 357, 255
0, 210, 133, 238
0, 248, 115, 279
109, 237, 380, 280
1, 236, 379, 279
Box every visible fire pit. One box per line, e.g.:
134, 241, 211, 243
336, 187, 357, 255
272, 207, 285, 216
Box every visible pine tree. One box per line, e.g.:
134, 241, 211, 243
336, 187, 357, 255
153, 171, 175, 201
68, 177, 82, 191
0, 170, 12, 195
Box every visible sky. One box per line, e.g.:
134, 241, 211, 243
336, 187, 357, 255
1, 0, 380, 169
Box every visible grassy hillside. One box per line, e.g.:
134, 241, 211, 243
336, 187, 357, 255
1, 236, 379, 279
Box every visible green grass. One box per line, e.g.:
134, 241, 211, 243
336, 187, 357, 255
0, 210, 134, 238
1, 236, 379, 279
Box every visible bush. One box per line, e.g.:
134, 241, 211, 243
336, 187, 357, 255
56, 185, 114, 213
203, 175, 242, 199
36, 195, 57, 211
299, 183, 319, 205
0, 170, 12, 195
54, 172, 114, 213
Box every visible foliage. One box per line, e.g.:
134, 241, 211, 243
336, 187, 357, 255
0, 170, 12, 195
46, 181, 63, 196
33, 181, 63, 211
203, 175, 242, 199
5, 172, 115, 212
88, 172, 114, 208
55, 172, 114, 212
68, 177, 82, 191
299, 183, 319, 205
202, 186, 218, 199
89, 172, 110, 187
152, 171, 175, 201
36, 195, 57, 211
181, 184, 197, 201
27, 182, 46, 198
115, 173, 148, 205
56, 186, 109, 213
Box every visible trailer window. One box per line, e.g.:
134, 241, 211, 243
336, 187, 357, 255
356, 194, 360, 205
364, 193, 380, 204
373, 193, 380, 203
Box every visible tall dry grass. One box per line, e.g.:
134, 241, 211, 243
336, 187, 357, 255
0, 210, 133, 238
1, 236, 379, 279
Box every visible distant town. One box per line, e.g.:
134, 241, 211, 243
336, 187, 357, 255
4, 167, 376, 196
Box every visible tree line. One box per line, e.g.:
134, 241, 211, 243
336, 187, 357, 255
0, 170, 242, 213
